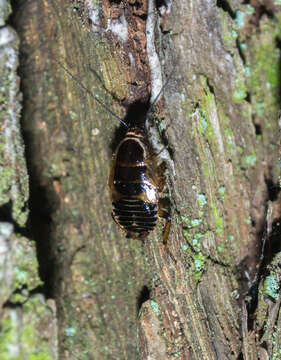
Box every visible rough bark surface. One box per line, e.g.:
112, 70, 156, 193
0, 1, 58, 359
4, 0, 281, 359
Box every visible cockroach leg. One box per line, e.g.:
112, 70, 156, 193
153, 161, 166, 192
146, 146, 167, 161
158, 203, 176, 262
158, 201, 171, 247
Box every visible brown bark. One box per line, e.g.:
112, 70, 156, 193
10, 0, 281, 359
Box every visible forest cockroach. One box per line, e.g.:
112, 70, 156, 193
58, 61, 172, 244
109, 123, 171, 243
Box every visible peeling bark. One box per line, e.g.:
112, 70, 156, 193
6, 0, 281, 359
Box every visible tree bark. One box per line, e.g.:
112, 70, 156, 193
0, 1, 58, 358
6, 0, 281, 359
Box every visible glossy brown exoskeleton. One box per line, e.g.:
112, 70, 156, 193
57, 61, 171, 244
109, 125, 171, 243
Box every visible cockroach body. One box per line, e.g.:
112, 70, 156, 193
58, 61, 171, 243
109, 126, 170, 241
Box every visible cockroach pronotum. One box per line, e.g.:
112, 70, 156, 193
58, 61, 172, 246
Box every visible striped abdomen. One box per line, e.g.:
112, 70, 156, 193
110, 131, 159, 239
112, 198, 158, 238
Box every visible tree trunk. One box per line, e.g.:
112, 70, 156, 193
3, 0, 281, 359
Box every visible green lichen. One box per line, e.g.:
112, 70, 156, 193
189, 82, 236, 261
244, 217, 251, 225
193, 253, 207, 281
191, 232, 204, 251
183, 229, 202, 252
211, 202, 223, 235
180, 215, 190, 224
0, 38, 29, 227
247, 20, 281, 123
182, 244, 189, 251
240, 42, 247, 50
264, 274, 279, 300
65, 327, 76, 337
221, 118, 236, 156
190, 218, 202, 227
0, 296, 56, 360
159, 120, 166, 132
235, 11, 245, 29
150, 300, 160, 315
233, 78, 247, 102
182, 214, 204, 232
242, 153, 257, 167
220, 9, 238, 48
197, 106, 214, 140
13, 238, 42, 292
237, 146, 244, 154
181, 238, 207, 281
198, 110, 208, 132
245, 66, 251, 77
0, 231, 42, 305
245, 4, 255, 15
228, 235, 234, 242
197, 193, 207, 208
0, 1, 12, 26
218, 186, 225, 199
272, 325, 281, 360
231, 29, 238, 40
217, 242, 226, 252
256, 102, 264, 116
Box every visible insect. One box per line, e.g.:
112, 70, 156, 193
57, 61, 172, 245
109, 122, 171, 243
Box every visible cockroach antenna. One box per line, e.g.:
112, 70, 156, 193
56, 60, 128, 127
145, 67, 175, 122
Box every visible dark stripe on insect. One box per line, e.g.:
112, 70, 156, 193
118, 222, 156, 228
126, 228, 155, 234
114, 182, 155, 196
114, 199, 157, 208
124, 226, 155, 232
117, 215, 157, 223
118, 220, 156, 227
113, 200, 157, 213
113, 201, 156, 210
112, 197, 158, 233
117, 161, 145, 167
120, 221, 156, 229
113, 209, 157, 217
114, 165, 147, 182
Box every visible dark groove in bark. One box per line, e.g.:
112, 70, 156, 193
137, 285, 151, 314
9, 0, 57, 300
216, 0, 235, 19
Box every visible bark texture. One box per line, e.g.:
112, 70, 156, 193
6, 0, 281, 359
0, 1, 58, 359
